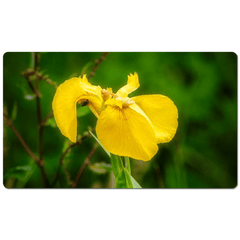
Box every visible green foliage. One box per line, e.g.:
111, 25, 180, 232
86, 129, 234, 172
4, 161, 36, 188
109, 154, 142, 188
4, 165, 31, 180
110, 154, 124, 178
130, 176, 142, 188
115, 168, 133, 188
114, 168, 141, 188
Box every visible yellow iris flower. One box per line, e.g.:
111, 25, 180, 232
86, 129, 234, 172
52, 73, 178, 161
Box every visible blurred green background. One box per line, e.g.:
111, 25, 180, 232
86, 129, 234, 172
3, 52, 237, 188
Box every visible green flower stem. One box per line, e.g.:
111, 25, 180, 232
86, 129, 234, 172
115, 168, 133, 188
110, 154, 124, 178
123, 156, 131, 174
110, 154, 138, 188
110, 155, 132, 179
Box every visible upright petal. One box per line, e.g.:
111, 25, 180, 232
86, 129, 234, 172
96, 105, 158, 161
52, 77, 102, 142
116, 72, 140, 97
132, 95, 178, 143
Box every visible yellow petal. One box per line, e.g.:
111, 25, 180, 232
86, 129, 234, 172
52, 77, 102, 142
116, 72, 140, 97
132, 95, 178, 143
80, 75, 102, 98
84, 95, 102, 118
105, 97, 123, 109
96, 105, 158, 161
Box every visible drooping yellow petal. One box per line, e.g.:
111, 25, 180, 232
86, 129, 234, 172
116, 72, 140, 97
96, 105, 158, 161
80, 75, 102, 98
83, 95, 102, 118
52, 77, 102, 142
132, 95, 178, 143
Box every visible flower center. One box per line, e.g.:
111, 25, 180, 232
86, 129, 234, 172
101, 89, 134, 109
101, 89, 114, 101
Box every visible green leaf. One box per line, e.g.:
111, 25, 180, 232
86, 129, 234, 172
115, 169, 126, 188
123, 169, 134, 188
89, 162, 112, 174
89, 130, 110, 157
130, 176, 142, 188
115, 168, 133, 188
123, 156, 131, 174
4, 165, 31, 180
77, 105, 91, 117
11, 102, 18, 121
16, 164, 36, 188
4, 162, 36, 188
110, 154, 123, 178
45, 117, 57, 128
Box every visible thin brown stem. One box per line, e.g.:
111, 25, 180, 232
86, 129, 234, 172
63, 160, 73, 187
42, 77, 58, 89
33, 53, 49, 187
71, 144, 98, 188
36, 94, 44, 158
22, 67, 57, 90
88, 52, 108, 79
3, 112, 39, 163
23, 72, 41, 97
33, 53, 44, 161
33, 52, 40, 71
51, 143, 77, 187
21, 52, 50, 187
50, 132, 93, 187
